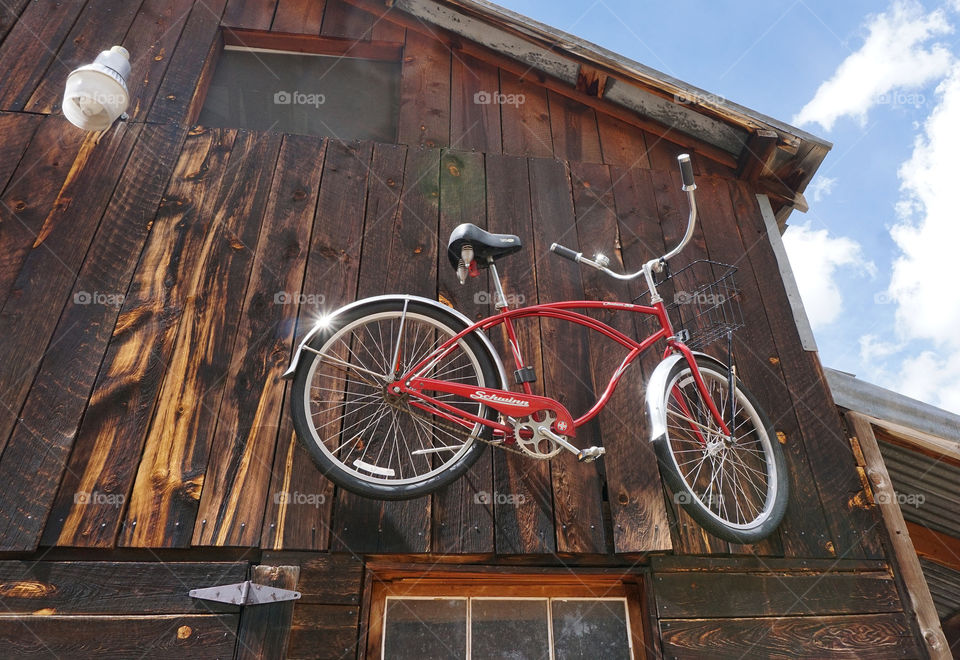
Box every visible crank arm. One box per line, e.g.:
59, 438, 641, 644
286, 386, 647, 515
536, 424, 605, 463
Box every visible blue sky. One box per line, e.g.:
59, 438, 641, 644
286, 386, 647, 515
495, 0, 960, 414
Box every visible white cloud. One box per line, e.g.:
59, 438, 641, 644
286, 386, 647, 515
856, 345, 960, 414
793, 1, 953, 131
806, 175, 837, 203
859, 334, 903, 362
782, 222, 875, 330
888, 63, 960, 348
893, 351, 960, 413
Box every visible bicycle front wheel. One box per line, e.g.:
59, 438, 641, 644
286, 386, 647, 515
290, 298, 500, 500
653, 354, 788, 543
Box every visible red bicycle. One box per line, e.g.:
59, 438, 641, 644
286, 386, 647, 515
285, 155, 788, 543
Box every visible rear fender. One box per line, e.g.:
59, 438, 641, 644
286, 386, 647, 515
281, 294, 509, 389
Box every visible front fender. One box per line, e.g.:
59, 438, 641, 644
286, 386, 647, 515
281, 294, 510, 389
645, 351, 727, 441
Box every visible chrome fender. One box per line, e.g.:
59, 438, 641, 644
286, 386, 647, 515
281, 294, 509, 389
645, 351, 726, 442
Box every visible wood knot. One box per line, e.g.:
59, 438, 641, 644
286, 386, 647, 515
446, 164, 461, 177
769, 356, 779, 365
292, 188, 307, 201
177, 625, 192, 639
617, 493, 629, 505
0, 581, 56, 599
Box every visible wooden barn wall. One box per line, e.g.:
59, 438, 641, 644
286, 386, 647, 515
0, 109, 883, 561
0, 0, 737, 175
0, 0, 923, 657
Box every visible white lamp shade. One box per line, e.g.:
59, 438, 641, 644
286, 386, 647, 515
62, 46, 131, 131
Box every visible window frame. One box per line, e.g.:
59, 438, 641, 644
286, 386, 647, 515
361, 564, 650, 660
186, 28, 403, 128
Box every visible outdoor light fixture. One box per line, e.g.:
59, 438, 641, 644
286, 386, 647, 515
62, 46, 131, 131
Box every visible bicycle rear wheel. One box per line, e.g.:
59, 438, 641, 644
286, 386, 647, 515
290, 298, 500, 500
653, 354, 788, 543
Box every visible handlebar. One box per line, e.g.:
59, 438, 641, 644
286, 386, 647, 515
550, 153, 699, 285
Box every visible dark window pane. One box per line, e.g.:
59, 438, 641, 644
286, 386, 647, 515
198, 50, 399, 141
551, 599, 631, 660
471, 599, 549, 660
383, 598, 467, 660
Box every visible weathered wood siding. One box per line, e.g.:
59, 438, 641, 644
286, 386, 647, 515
0, 118, 882, 561
0, 0, 925, 656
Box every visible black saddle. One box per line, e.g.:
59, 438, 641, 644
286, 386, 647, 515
447, 223, 522, 271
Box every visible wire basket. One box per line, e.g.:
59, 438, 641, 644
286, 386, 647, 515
644, 259, 744, 350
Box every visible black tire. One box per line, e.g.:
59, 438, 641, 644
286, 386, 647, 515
653, 354, 788, 543
290, 298, 501, 500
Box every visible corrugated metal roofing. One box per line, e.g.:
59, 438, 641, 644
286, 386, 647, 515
879, 439, 960, 539
920, 559, 960, 620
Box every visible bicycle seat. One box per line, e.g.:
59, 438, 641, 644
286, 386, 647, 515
447, 223, 522, 271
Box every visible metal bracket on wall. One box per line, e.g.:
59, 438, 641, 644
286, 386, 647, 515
189, 580, 302, 605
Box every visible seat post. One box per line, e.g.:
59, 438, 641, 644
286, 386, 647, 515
487, 258, 509, 311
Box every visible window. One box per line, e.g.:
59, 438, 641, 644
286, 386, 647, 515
366, 568, 647, 660
197, 35, 400, 142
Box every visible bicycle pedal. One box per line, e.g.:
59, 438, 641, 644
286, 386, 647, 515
577, 446, 605, 463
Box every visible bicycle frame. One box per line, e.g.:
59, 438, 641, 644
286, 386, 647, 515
389, 296, 732, 442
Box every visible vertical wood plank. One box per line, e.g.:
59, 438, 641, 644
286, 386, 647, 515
42, 128, 238, 549
282, 139, 373, 552
397, 30, 450, 148
222, 0, 277, 30
547, 91, 602, 163
235, 564, 301, 660
119, 0, 196, 121
430, 148, 494, 554
597, 113, 650, 169
450, 53, 501, 153
0, 0, 31, 46
193, 134, 326, 547
0, 113, 41, 195
148, 0, 230, 125
0, 0, 87, 111
485, 153, 556, 555
528, 157, 606, 553
572, 162, 671, 554
119, 131, 283, 548
321, 0, 377, 40
737, 186, 885, 559
22, 0, 145, 114
0, 117, 86, 310
331, 143, 433, 555
648, 167, 728, 554
499, 71, 553, 158
0, 119, 136, 459
0, 123, 186, 553
272, 0, 327, 33
694, 175, 826, 557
